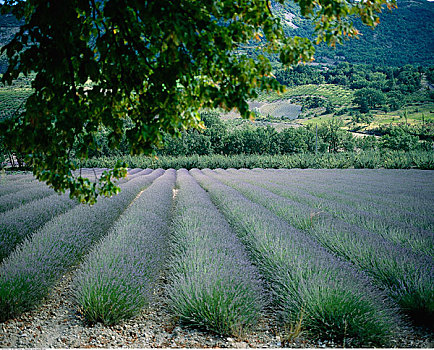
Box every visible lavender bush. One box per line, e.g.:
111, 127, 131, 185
118, 168, 153, 184
0, 169, 164, 321
314, 188, 433, 232
0, 193, 79, 262
222, 169, 433, 256
127, 168, 144, 175
166, 169, 265, 336
0, 174, 35, 191
307, 188, 433, 232
191, 169, 400, 346
0, 185, 56, 213
258, 169, 434, 230
227, 168, 434, 235
72, 168, 108, 179
208, 169, 433, 326
0, 179, 45, 198
73, 169, 175, 325
0, 173, 34, 182
71, 168, 110, 183
255, 168, 434, 201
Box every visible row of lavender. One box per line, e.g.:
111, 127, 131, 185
258, 168, 434, 253
225, 169, 434, 255
0, 179, 55, 212
0, 168, 432, 345
166, 169, 264, 335
257, 168, 434, 228
0, 169, 163, 321
0, 168, 146, 212
191, 169, 400, 346
2, 168, 263, 334
0, 168, 153, 262
203, 169, 433, 325
71, 168, 411, 344
74, 169, 174, 324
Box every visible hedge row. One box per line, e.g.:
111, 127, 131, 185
78, 151, 434, 170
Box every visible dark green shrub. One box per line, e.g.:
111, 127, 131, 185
381, 127, 419, 151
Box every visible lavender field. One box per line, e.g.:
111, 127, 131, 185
0, 168, 433, 347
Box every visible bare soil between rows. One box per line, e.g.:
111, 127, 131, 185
1, 267, 433, 349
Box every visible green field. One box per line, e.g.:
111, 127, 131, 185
258, 84, 354, 107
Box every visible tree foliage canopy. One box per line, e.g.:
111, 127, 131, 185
0, 0, 395, 203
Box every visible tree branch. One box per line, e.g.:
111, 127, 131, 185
266, 1, 273, 16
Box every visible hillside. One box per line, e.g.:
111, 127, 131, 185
1, 0, 433, 73
316, 0, 434, 66
275, 0, 434, 66
260, 0, 434, 66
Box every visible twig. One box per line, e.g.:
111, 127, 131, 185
266, 0, 273, 16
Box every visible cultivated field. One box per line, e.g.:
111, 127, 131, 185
258, 84, 354, 107
0, 168, 433, 347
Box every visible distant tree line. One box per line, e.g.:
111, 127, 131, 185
426, 66, 434, 85
157, 112, 431, 157
70, 112, 430, 159
2, 111, 432, 169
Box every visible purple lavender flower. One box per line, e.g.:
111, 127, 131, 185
0, 169, 164, 321
0, 192, 79, 262
207, 169, 433, 326
73, 169, 175, 325
166, 169, 265, 336
192, 169, 401, 346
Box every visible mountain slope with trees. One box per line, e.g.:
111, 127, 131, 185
1, 0, 433, 74
261, 0, 434, 66
319, 0, 434, 66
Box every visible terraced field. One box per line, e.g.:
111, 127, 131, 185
259, 84, 354, 107
0, 168, 433, 347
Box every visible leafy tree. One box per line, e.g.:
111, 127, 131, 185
395, 65, 421, 93
279, 127, 309, 153
355, 135, 378, 151
354, 88, 386, 113
350, 110, 373, 124
381, 126, 419, 151
350, 78, 370, 90
426, 66, 434, 85
182, 131, 213, 156
317, 118, 354, 153
201, 111, 228, 154
0, 136, 7, 168
222, 130, 246, 155
0, 0, 395, 203
386, 90, 405, 111
275, 64, 325, 86
160, 128, 212, 156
